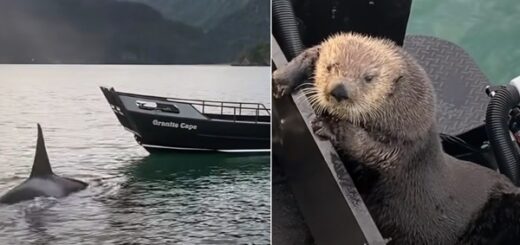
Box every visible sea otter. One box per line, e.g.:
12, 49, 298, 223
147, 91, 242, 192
273, 32, 520, 244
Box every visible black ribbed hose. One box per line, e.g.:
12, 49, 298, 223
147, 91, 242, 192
272, 0, 305, 60
486, 85, 520, 186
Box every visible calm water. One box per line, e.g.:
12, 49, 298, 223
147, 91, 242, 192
0, 65, 271, 244
407, 0, 520, 85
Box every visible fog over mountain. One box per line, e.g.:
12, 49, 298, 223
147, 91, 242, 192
0, 0, 269, 65
123, 0, 252, 30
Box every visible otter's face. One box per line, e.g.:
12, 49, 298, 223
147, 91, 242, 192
311, 33, 404, 123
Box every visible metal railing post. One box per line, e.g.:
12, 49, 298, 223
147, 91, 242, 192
256, 104, 259, 123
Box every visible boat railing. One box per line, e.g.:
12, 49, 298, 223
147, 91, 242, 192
167, 97, 271, 122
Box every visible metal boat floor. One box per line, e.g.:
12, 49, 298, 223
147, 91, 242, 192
404, 35, 491, 136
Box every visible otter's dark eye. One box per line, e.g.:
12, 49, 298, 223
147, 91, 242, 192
364, 74, 375, 83
326, 65, 333, 71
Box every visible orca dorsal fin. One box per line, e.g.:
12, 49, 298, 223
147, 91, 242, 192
30, 124, 54, 178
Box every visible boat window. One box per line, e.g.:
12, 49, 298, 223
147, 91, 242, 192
136, 100, 157, 110
136, 100, 179, 113
157, 103, 180, 113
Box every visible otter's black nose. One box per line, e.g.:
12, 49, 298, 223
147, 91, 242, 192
330, 84, 349, 101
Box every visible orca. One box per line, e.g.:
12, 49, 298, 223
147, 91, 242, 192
0, 124, 87, 204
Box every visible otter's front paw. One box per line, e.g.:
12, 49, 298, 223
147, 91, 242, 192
272, 45, 321, 99
311, 117, 335, 141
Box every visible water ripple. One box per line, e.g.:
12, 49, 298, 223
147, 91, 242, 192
0, 65, 271, 244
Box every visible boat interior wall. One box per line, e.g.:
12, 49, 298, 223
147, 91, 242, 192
288, 0, 411, 50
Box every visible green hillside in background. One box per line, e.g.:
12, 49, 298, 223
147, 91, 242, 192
125, 0, 252, 30
0, 0, 269, 65
234, 43, 270, 66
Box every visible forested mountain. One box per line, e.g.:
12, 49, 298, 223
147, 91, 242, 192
123, 0, 252, 30
0, 0, 269, 65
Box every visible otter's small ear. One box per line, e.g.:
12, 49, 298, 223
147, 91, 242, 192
273, 45, 321, 98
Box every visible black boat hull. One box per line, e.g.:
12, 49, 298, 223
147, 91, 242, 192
101, 87, 270, 153
132, 112, 270, 152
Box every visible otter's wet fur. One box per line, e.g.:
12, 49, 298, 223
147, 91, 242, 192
273, 32, 520, 244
